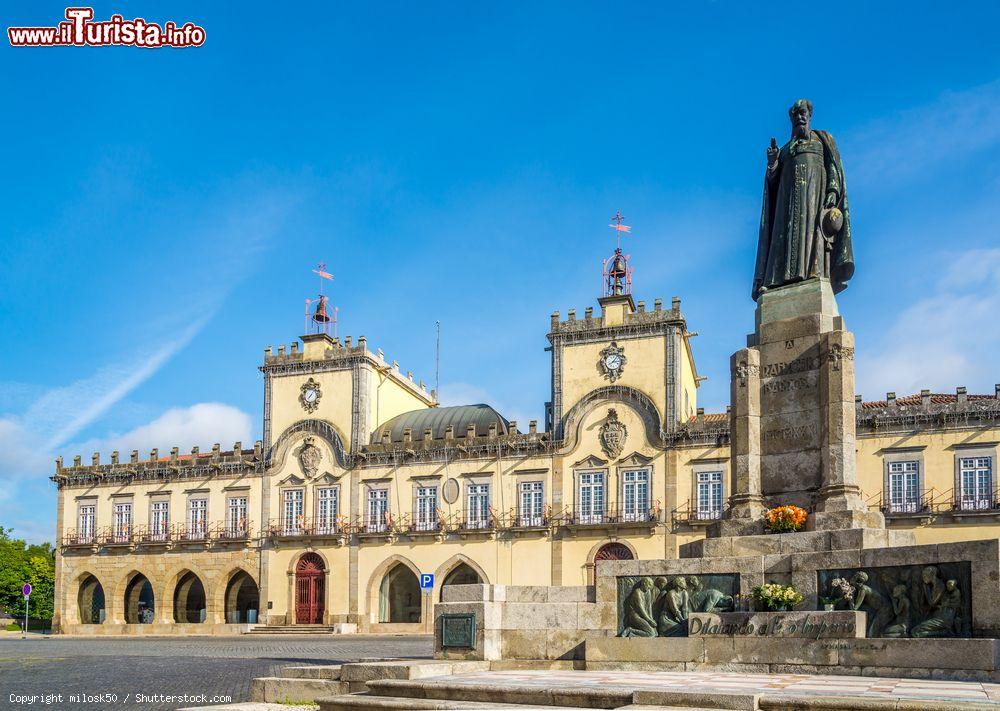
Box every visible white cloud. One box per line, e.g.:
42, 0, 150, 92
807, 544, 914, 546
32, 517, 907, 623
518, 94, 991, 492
0, 402, 253, 544
72, 403, 253, 458
857, 248, 1000, 398
847, 79, 1000, 188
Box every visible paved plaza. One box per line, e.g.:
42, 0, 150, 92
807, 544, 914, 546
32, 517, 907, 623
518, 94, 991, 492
436, 669, 1000, 705
0, 634, 432, 710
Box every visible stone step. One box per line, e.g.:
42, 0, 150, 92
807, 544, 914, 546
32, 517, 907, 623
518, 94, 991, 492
246, 626, 340, 635
282, 665, 343, 680
364, 679, 761, 710
250, 676, 350, 704
364, 679, 635, 708
316, 694, 600, 711
338, 661, 488, 684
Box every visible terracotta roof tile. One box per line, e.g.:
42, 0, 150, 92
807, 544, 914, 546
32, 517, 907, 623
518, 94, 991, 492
861, 392, 997, 409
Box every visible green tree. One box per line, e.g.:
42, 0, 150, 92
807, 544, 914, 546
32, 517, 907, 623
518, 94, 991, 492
0, 526, 55, 622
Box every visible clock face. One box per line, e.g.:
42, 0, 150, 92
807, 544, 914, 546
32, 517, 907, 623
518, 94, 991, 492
304, 388, 318, 403
599, 342, 626, 382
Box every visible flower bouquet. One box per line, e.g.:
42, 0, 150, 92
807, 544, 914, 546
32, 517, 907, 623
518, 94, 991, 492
752, 583, 804, 612
764, 505, 807, 533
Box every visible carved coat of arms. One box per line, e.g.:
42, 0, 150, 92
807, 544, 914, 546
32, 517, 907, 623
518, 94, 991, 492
298, 437, 322, 477
599, 409, 628, 459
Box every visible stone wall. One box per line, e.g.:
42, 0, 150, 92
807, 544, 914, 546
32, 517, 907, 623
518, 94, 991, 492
435, 584, 613, 662
57, 546, 259, 634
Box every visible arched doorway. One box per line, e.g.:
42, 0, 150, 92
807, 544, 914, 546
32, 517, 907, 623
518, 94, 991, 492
78, 575, 105, 624
595, 542, 634, 561
173, 572, 206, 623
379, 563, 421, 623
440, 562, 482, 601
225, 571, 260, 624
124, 573, 155, 624
295, 553, 326, 624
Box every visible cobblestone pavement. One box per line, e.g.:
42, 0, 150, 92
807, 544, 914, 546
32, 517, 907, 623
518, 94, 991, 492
0, 635, 432, 710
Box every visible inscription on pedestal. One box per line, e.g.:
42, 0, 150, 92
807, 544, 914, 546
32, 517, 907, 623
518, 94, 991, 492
688, 611, 863, 639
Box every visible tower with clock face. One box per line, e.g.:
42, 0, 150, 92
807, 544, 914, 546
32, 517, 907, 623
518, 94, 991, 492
546, 292, 703, 440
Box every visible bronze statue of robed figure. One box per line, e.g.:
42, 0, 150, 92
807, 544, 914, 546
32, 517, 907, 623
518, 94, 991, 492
752, 99, 854, 302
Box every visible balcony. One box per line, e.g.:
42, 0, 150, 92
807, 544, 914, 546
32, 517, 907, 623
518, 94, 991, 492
555, 505, 660, 534
671, 503, 724, 530
62, 529, 98, 548
173, 523, 211, 544
214, 520, 254, 542
265, 517, 347, 541
135, 524, 172, 546
100, 526, 134, 546
952, 488, 1000, 516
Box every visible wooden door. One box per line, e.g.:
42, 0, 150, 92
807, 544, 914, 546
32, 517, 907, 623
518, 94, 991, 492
294, 553, 326, 624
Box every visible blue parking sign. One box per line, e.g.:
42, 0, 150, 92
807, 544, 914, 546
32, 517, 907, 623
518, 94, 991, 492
419, 573, 435, 590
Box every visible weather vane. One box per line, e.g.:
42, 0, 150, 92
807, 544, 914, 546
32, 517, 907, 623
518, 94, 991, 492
609, 210, 631, 250
305, 262, 337, 336
603, 212, 634, 297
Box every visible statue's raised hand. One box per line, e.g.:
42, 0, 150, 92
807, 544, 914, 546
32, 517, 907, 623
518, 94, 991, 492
767, 137, 779, 167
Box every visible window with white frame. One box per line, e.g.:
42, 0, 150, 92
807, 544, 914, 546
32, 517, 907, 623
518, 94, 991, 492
77, 504, 96, 543
622, 469, 650, 521
282, 489, 304, 533
695, 470, 724, 519
315, 487, 339, 533
519, 481, 544, 526
226, 496, 248, 536
959, 456, 994, 510
415, 486, 437, 531
366, 488, 389, 532
112, 502, 132, 542
887, 461, 920, 513
150, 500, 169, 541
188, 498, 208, 538
466, 483, 491, 529
577, 471, 605, 524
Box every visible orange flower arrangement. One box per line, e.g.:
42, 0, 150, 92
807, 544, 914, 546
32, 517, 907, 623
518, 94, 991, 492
764, 505, 807, 533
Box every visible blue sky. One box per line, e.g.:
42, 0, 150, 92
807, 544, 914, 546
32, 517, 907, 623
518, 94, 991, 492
2, 1, 999, 542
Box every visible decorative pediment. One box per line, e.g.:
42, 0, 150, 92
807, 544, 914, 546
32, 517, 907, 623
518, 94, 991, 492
315, 471, 341, 484
277, 473, 306, 487
573, 454, 608, 468
618, 451, 654, 467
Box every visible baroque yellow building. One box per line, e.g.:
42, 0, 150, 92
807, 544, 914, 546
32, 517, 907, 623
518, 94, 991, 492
50, 287, 1000, 635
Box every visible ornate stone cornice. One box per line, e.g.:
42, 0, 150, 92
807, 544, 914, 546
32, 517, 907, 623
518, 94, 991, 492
51, 459, 264, 489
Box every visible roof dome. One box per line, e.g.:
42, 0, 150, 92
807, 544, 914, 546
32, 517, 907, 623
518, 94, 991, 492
372, 404, 508, 444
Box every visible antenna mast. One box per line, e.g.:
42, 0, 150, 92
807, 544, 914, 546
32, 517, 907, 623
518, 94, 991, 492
435, 320, 440, 402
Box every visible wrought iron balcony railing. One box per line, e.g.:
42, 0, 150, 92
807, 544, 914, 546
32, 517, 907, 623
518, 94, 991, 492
62, 529, 98, 546
952, 489, 1000, 512
135, 524, 172, 544
173, 522, 210, 542
553, 505, 660, 527
265, 517, 347, 538
214, 520, 254, 540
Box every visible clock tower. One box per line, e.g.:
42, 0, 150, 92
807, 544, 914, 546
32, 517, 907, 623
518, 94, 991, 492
545, 215, 703, 440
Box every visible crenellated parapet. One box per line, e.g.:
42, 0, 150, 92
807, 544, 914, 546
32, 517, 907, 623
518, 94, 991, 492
548, 296, 685, 342
855, 385, 1000, 433
259, 334, 435, 403
670, 386, 1000, 445
51, 441, 264, 488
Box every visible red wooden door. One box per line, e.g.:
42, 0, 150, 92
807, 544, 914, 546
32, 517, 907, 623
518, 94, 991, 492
295, 553, 326, 624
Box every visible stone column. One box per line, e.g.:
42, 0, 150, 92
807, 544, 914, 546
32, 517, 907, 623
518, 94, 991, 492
814, 328, 885, 529
724, 347, 766, 531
